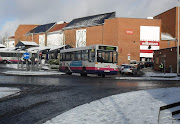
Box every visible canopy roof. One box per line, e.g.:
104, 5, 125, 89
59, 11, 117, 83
0, 44, 6, 48
27, 45, 72, 52
15, 41, 39, 48
161, 33, 176, 41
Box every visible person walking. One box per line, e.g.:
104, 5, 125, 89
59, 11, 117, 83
159, 63, 164, 72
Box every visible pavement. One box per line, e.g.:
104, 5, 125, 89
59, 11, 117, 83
1, 64, 180, 80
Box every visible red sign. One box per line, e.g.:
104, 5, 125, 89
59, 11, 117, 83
140, 41, 159, 46
39, 51, 42, 56
126, 30, 133, 35
140, 50, 154, 53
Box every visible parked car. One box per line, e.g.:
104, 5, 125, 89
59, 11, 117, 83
144, 62, 153, 68
130, 60, 138, 69
137, 62, 145, 69
121, 65, 137, 75
118, 64, 129, 73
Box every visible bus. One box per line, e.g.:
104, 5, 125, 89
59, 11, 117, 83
0, 50, 24, 64
59, 45, 118, 77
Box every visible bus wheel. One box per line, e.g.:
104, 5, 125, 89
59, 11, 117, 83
81, 67, 87, 76
65, 67, 72, 75
102, 74, 105, 78
98, 74, 101, 76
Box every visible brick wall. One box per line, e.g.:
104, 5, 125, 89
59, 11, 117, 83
154, 47, 180, 73
116, 18, 161, 65
15, 25, 39, 45
64, 18, 161, 65
64, 26, 103, 48
154, 7, 176, 37
160, 40, 177, 49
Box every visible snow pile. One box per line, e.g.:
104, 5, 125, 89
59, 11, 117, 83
115, 76, 180, 81
44, 88, 180, 124
2, 71, 65, 76
144, 72, 177, 77
0, 87, 20, 99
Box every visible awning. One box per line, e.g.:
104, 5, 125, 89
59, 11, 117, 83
27, 45, 72, 53
0, 44, 6, 48
16, 41, 39, 47
161, 33, 176, 41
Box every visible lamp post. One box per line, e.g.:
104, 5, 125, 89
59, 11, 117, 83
178, 0, 180, 75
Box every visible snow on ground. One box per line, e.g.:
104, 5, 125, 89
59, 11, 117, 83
0, 87, 20, 99
3, 64, 18, 69
44, 88, 180, 124
2, 71, 65, 76
144, 72, 177, 77
115, 76, 180, 81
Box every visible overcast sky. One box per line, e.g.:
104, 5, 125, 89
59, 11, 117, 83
0, 0, 178, 38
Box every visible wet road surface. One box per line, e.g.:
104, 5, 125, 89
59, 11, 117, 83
0, 70, 180, 123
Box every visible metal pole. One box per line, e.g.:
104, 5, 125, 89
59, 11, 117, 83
17, 50, 19, 70
37, 50, 39, 71
178, 1, 180, 75
32, 33, 34, 42
26, 50, 28, 71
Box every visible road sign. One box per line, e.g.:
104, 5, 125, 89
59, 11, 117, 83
128, 54, 131, 60
39, 51, 42, 56
23, 53, 30, 59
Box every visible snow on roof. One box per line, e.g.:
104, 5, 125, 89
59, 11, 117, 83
0, 44, 6, 48
27, 46, 50, 52
64, 12, 116, 30
161, 33, 176, 41
27, 45, 66, 52
20, 41, 39, 46
0, 47, 16, 51
8, 36, 15, 39
49, 45, 66, 51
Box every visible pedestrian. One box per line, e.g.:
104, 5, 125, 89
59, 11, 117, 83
159, 63, 163, 72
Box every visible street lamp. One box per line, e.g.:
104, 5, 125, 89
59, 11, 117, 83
178, 0, 180, 75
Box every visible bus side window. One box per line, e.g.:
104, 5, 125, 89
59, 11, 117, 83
89, 49, 95, 62
66, 52, 71, 61
82, 50, 88, 61
62, 53, 66, 61
71, 52, 75, 61
75, 51, 81, 61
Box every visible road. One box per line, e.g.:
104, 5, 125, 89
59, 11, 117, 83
0, 70, 180, 124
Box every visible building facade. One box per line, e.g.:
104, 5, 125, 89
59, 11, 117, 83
5, 36, 15, 48
15, 25, 39, 45
154, 46, 180, 73
154, 7, 180, 49
64, 14, 161, 65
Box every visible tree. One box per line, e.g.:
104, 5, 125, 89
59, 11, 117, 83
0, 32, 10, 46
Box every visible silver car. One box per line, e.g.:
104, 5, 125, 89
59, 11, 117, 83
121, 65, 137, 75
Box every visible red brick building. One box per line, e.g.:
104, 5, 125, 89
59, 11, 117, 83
154, 7, 179, 49
63, 12, 161, 65
154, 46, 180, 73
15, 25, 39, 45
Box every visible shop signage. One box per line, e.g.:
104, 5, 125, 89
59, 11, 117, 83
126, 30, 133, 35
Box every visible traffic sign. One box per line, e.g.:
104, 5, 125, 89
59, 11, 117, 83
23, 53, 30, 59
39, 51, 42, 56
128, 54, 131, 60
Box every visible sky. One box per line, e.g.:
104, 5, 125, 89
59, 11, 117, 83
0, 0, 178, 40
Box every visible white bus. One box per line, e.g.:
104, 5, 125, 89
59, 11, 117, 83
59, 45, 118, 77
0, 51, 24, 64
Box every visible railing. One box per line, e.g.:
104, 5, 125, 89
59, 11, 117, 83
158, 101, 180, 124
